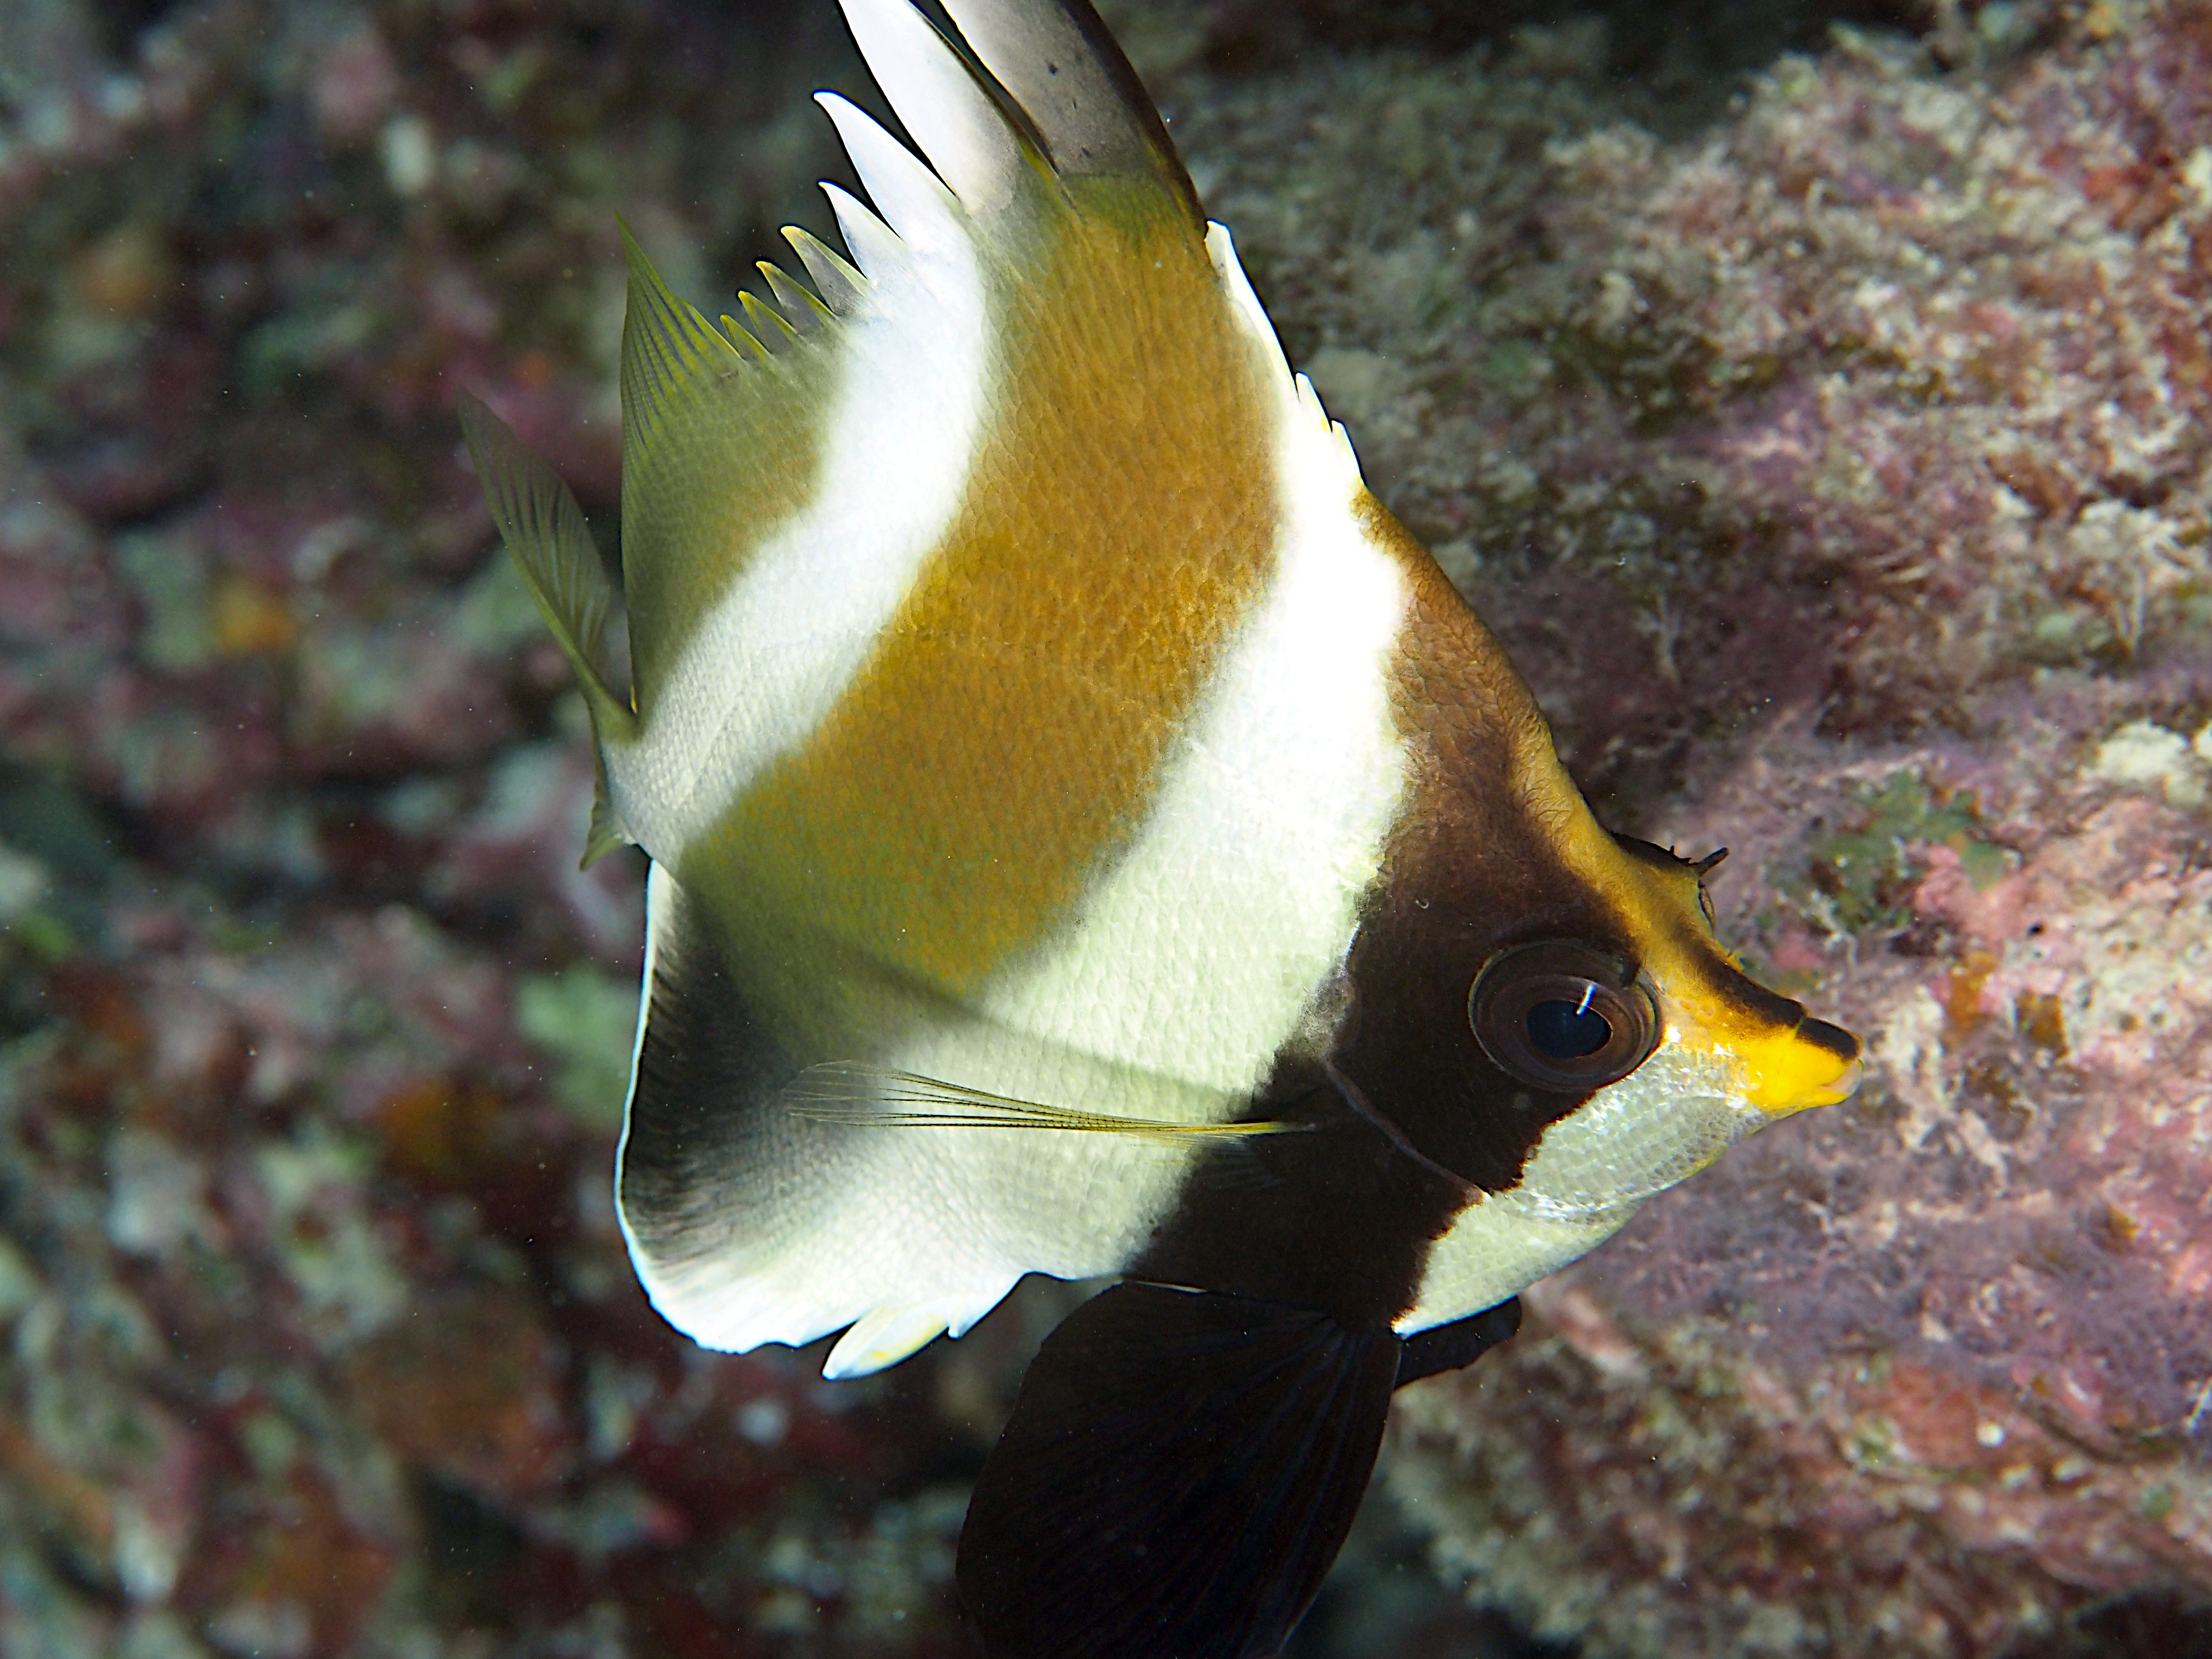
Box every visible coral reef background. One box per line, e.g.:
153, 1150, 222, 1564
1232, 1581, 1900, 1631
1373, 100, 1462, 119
1, 0, 2209, 1654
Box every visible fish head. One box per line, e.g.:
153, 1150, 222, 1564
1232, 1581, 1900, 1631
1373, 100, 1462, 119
1440, 806, 1863, 1194
1339, 556, 1863, 1208
1355, 682, 1867, 1338
1597, 832, 1863, 1119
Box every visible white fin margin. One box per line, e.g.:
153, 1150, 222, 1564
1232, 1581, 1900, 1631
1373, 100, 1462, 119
1206, 222, 1364, 485
615, 864, 1196, 1378
612, 858, 675, 1309
823, 1288, 1018, 1380
614, 867, 1023, 1377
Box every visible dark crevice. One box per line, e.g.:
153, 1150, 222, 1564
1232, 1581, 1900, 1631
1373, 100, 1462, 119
2002, 1590, 2212, 1659
87, 0, 186, 58
1199, 0, 1927, 77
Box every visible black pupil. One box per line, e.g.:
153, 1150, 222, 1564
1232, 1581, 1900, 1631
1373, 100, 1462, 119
1527, 995, 1612, 1059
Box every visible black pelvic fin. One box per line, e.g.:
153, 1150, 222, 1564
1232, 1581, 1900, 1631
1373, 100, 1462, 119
958, 1282, 1400, 1659
1396, 1298, 1522, 1389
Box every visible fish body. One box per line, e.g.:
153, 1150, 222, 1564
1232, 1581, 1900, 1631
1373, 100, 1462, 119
460, 3, 1862, 1653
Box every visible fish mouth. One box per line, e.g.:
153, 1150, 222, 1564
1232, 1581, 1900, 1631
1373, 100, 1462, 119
1662, 967, 1864, 1118
1747, 1015, 1863, 1117
1796, 1015, 1861, 1063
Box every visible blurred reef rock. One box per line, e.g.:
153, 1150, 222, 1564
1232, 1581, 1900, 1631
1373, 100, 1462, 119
1, 0, 2209, 1654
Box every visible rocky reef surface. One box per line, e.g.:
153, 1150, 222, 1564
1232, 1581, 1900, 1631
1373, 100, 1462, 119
0, 0, 2206, 1655
1145, 2, 2212, 1653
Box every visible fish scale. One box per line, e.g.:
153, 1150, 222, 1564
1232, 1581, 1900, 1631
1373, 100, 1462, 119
455, 0, 1867, 1653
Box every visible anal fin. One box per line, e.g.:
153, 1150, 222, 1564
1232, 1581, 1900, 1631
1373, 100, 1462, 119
824, 1300, 959, 1380
958, 1283, 1400, 1659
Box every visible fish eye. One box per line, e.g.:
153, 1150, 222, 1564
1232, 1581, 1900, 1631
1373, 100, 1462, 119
1467, 940, 1661, 1092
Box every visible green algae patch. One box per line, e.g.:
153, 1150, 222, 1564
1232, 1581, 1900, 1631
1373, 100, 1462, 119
515, 965, 636, 1132
1798, 770, 2010, 935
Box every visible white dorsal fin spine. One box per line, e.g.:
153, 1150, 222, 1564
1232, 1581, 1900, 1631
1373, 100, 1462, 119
1205, 221, 1366, 489
1204, 222, 1288, 379
820, 179, 917, 285
737, 289, 800, 350
834, 0, 1026, 217
783, 226, 869, 314
758, 263, 834, 332
816, 93, 965, 255
720, 316, 774, 362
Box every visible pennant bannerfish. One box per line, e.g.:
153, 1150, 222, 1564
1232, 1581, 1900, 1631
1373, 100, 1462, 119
458, 1, 1864, 1653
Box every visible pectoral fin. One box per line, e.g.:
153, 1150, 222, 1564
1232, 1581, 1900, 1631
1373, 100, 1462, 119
957, 1282, 1401, 1659
784, 1061, 1304, 1141
458, 392, 637, 866
456, 392, 633, 737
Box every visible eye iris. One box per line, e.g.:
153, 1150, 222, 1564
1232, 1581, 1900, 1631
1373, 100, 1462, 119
1467, 940, 1662, 1091
1526, 996, 1612, 1059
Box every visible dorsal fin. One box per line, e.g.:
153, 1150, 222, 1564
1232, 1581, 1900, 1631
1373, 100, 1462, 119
610, 218, 856, 712
756, 264, 833, 333
618, 219, 747, 445
816, 90, 968, 254
934, 0, 1199, 225
782, 226, 867, 314
836, 0, 1033, 217
834, 0, 1199, 232
736, 290, 800, 350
